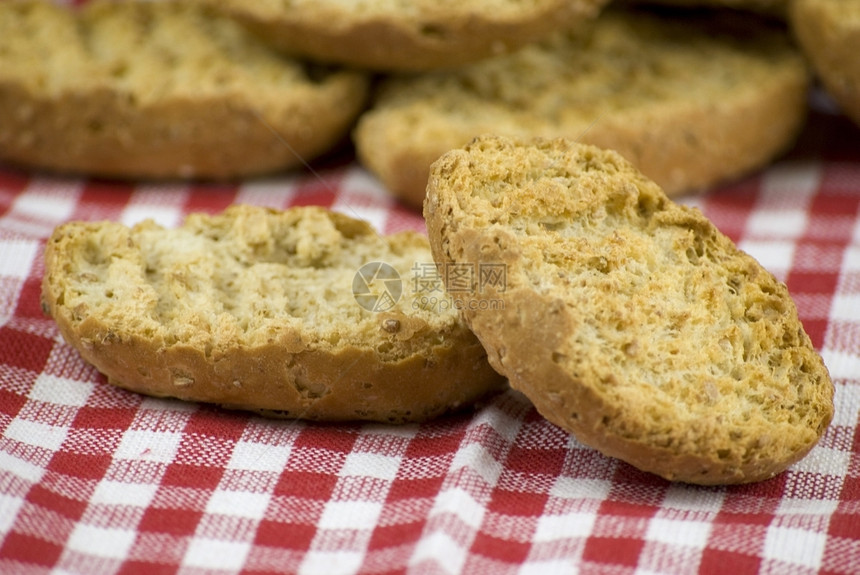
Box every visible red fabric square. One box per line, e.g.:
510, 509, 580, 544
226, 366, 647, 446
0, 327, 53, 373
138, 507, 202, 536
799, 319, 829, 350
292, 426, 358, 453
699, 548, 762, 575
182, 407, 248, 440
72, 180, 133, 221
471, 532, 530, 563
829, 511, 860, 539
274, 471, 338, 500
367, 522, 424, 550
47, 452, 112, 480
505, 444, 566, 477
26, 484, 88, 521
787, 271, 840, 294
160, 463, 223, 490
0, 532, 63, 568
582, 536, 644, 567
254, 519, 316, 550
183, 185, 238, 215
13, 277, 45, 319
72, 405, 137, 430
0, 387, 28, 421
488, 489, 548, 517
117, 560, 179, 575
289, 183, 337, 208
403, 427, 466, 458
386, 477, 445, 501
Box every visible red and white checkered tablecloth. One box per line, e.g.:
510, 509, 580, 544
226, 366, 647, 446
2, 100, 860, 575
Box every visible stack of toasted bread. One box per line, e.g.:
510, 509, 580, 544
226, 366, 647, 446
21, 0, 841, 484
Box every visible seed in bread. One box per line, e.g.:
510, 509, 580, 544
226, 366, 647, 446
424, 135, 834, 484
355, 7, 809, 208
790, 0, 860, 129
41, 205, 506, 423
204, 0, 609, 72
0, 1, 370, 180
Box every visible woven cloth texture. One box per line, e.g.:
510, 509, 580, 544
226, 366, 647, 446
1, 82, 860, 575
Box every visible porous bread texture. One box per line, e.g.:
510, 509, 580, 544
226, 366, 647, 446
0, 1, 369, 180
41, 205, 505, 423
424, 135, 834, 484
791, 0, 860, 129
207, 0, 608, 71
355, 7, 808, 208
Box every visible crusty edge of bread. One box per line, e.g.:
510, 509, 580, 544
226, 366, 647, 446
217, 0, 605, 71
0, 75, 369, 181
40, 214, 506, 423
424, 136, 834, 484
790, 0, 860, 128
356, 55, 807, 209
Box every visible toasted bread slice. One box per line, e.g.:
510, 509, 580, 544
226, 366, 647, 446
0, 1, 369, 180
791, 0, 860, 128
424, 135, 833, 484
205, 0, 608, 72
355, 7, 808, 208
42, 205, 505, 423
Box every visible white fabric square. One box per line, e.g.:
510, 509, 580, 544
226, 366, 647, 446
788, 446, 851, 478
228, 441, 292, 473
340, 452, 400, 481
534, 512, 597, 542
776, 497, 840, 516
90, 480, 158, 508
184, 538, 251, 571
549, 477, 612, 501
518, 560, 581, 575
430, 487, 486, 530
66, 524, 136, 559
409, 531, 467, 575
820, 349, 860, 383
0, 451, 44, 485
0, 239, 38, 279
29, 374, 92, 407
451, 443, 502, 488
120, 203, 182, 229
737, 240, 795, 279
340, 169, 390, 202
5, 418, 68, 451
13, 184, 79, 222
763, 525, 827, 568
206, 489, 271, 519
746, 211, 808, 239
317, 500, 383, 530
661, 484, 726, 511
646, 518, 711, 548
0, 492, 26, 534
299, 550, 364, 575
761, 163, 820, 202
829, 294, 860, 323
236, 178, 293, 207
115, 429, 182, 463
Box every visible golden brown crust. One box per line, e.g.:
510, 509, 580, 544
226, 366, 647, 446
355, 7, 808, 208
424, 135, 834, 484
0, 1, 369, 180
790, 0, 860, 128
41, 205, 506, 423
209, 0, 608, 72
